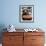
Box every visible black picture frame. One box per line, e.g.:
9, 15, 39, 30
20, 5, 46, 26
19, 5, 34, 23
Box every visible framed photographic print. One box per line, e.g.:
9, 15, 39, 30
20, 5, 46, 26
19, 5, 34, 23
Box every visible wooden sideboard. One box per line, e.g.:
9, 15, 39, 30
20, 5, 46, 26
2, 32, 45, 46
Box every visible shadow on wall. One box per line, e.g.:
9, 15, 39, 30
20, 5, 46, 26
0, 24, 7, 43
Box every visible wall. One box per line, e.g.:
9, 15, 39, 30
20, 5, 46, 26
0, 0, 46, 44
0, 0, 46, 29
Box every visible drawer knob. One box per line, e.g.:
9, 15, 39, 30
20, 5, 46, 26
9, 38, 14, 40
32, 39, 36, 40
9, 38, 12, 40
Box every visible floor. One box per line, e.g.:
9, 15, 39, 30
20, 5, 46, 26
0, 44, 2, 46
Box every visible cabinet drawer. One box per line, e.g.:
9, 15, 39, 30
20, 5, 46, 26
3, 43, 23, 46
32, 36, 45, 44
3, 36, 23, 46
32, 44, 44, 46
3, 43, 15, 46
24, 32, 44, 36
3, 36, 23, 44
24, 35, 45, 46
3, 32, 23, 36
